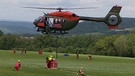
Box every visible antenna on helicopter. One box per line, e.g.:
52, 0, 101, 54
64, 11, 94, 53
43, 12, 47, 15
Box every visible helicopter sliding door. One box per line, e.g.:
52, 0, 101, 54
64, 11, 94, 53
53, 18, 64, 28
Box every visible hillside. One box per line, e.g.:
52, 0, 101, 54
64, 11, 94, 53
0, 18, 135, 35
0, 21, 38, 34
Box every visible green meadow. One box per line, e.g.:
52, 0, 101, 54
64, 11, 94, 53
0, 50, 135, 76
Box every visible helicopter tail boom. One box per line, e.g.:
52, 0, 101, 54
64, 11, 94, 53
79, 5, 122, 29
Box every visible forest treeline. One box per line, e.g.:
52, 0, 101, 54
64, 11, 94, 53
0, 30, 135, 57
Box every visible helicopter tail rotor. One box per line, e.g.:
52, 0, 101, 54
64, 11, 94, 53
104, 5, 122, 29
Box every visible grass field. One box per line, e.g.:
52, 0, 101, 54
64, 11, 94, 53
0, 50, 135, 76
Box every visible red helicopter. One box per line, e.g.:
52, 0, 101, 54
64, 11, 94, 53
25, 5, 122, 34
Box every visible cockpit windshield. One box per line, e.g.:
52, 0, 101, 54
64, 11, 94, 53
34, 16, 46, 23
33, 16, 44, 25
34, 16, 43, 21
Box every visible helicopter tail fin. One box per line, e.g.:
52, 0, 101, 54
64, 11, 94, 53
104, 5, 122, 29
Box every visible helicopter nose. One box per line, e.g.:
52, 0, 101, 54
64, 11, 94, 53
33, 19, 38, 25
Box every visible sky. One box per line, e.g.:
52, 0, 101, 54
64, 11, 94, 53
0, 0, 135, 22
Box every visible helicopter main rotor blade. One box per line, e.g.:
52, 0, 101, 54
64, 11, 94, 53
22, 7, 97, 10
23, 7, 57, 10
62, 7, 98, 10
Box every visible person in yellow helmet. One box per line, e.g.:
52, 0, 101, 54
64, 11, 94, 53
46, 55, 53, 69
48, 55, 53, 61
14, 60, 21, 71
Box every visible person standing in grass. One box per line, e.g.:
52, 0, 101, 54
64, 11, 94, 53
24, 48, 26, 53
13, 48, 16, 54
14, 60, 21, 71
88, 53, 92, 60
76, 51, 79, 59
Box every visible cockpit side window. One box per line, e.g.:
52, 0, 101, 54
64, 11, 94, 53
54, 18, 64, 24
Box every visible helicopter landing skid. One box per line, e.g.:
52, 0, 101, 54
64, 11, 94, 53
42, 30, 68, 35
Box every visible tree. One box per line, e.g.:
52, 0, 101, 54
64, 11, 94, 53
0, 30, 4, 36
126, 34, 135, 57
94, 35, 118, 55
114, 35, 128, 57
34, 35, 56, 50
0, 34, 17, 50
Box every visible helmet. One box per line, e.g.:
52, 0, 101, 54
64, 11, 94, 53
18, 60, 21, 62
